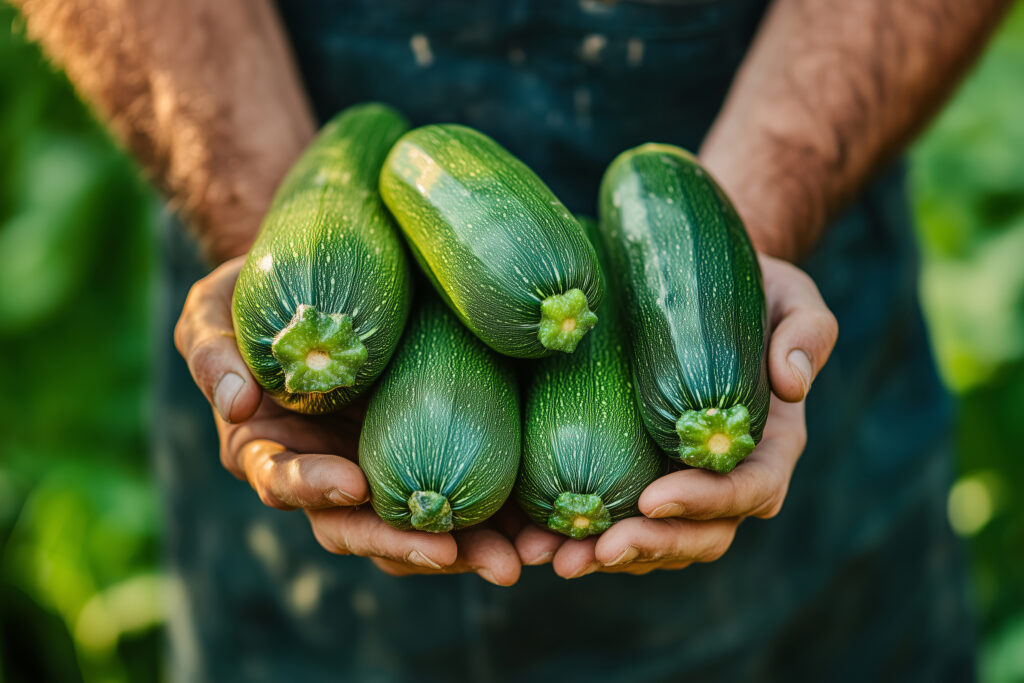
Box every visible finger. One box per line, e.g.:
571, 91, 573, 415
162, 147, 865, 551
760, 255, 838, 402
596, 559, 692, 575
594, 517, 738, 567
514, 524, 566, 566
236, 438, 369, 510
640, 398, 805, 520
453, 527, 521, 586
370, 557, 433, 578
552, 537, 599, 579
306, 506, 458, 569
369, 528, 522, 587
221, 400, 362, 470
173, 256, 262, 423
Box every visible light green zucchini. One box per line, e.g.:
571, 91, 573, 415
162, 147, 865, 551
378, 124, 603, 358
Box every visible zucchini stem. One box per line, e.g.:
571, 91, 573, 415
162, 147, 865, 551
271, 304, 367, 394
675, 405, 756, 473
408, 491, 454, 533
537, 289, 598, 354
548, 492, 612, 539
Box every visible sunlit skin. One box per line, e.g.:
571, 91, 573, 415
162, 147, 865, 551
175, 252, 834, 582
16, 0, 1005, 583
174, 257, 526, 585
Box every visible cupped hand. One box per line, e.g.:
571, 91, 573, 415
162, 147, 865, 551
174, 256, 521, 586
515, 254, 838, 577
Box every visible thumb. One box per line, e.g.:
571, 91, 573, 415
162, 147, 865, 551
761, 255, 838, 402
174, 256, 262, 422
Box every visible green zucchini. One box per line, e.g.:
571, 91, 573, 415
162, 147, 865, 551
232, 104, 412, 414
516, 218, 666, 539
598, 144, 770, 473
358, 297, 520, 532
378, 124, 603, 358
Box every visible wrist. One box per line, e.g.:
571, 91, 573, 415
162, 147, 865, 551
699, 132, 828, 263
191, 170, 282, 264
187, 129, 313, 264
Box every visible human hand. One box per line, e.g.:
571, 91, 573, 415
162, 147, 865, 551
174, 256, 521, 585
515, 254, 838, 577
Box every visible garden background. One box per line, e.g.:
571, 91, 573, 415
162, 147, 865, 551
1, 3, 1022, 681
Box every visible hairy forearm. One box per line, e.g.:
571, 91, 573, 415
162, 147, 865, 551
12, 0, 316, 262
700, 0, 1010, 261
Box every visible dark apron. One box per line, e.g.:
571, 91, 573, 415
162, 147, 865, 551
154, 2, 974, 680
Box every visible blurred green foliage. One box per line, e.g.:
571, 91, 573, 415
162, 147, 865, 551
0, 1, 1022, 681
0, 4, 162, 683
910, 4, 1024, 681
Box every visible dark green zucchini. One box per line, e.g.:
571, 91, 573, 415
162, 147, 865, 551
598, 144, 770, 473
232, 104, 412, 414
378, 124, 603, 358
358, 297, 520, 532
516, 218, 666, 539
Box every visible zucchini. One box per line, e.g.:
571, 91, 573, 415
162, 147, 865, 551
516, 218, 666, 539
378, 124, 603, 358
232, 104, 412, 414
598, 144, 770, 473
358, 297, 520, 532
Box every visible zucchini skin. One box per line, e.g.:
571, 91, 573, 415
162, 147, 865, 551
598, 144, 770, 473
378, 124, 604, 358
232, 104, 412, 414
516, 218, 665, 539
358, 297, 520, 533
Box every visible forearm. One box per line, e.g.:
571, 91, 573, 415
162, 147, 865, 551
700, 0, 1009, 261
13, 0, 316, 262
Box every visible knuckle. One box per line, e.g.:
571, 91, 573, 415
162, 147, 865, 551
310, 520, 342, 555
178, 281, 208, 326
791, 266, 816, 291
797, 310, 838, 363
756, 496, 783, 519
756, 485, 789, 519
701, 530, 735, 562
219, 448, 246, 480
255, 485, 292, 511
822, 309, 839, 341
239, 440, 293, 508
189, 272, 216, 301
187, 337, 224, 388
811, 309, 839, 349
309, 510, 351, 555
172, 316, 189, 356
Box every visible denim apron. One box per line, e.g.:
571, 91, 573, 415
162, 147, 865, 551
154, 2, 974, 680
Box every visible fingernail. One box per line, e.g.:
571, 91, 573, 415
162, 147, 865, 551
649, 503, 684, 518
407, 550, 442, 570
604, 545, 639, 567
526, 551, 554, 566
327, 488, 363, 506
214, 372, 245, 421
477, 569, 500, 586
567, 562, 599, 580
787, 349, 812, 395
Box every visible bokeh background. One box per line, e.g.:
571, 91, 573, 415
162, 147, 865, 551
0, 2, 1022, 681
